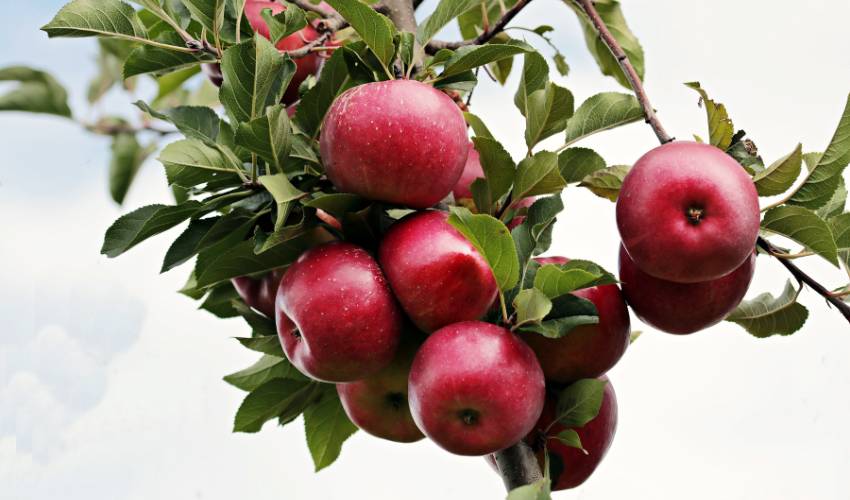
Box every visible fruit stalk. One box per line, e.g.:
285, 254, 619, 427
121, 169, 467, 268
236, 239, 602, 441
492, 442, 544, 491
576, 0, 850, 325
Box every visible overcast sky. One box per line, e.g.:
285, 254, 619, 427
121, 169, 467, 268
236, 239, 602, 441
2, 1, 849, 499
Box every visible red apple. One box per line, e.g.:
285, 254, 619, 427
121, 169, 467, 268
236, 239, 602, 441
408, 321, 545, 456
275, 241, 402, 382
520, 257, 630, 383
506, 197, 536, 230
320, 80, 469, 208
488, 377, 618, 490
336, 338, 425, 443
378, 210, 498, 333
452, 142, 484, 201
619, 245, 755, 334
231, 269, 284, 317
616, 141, 760, 283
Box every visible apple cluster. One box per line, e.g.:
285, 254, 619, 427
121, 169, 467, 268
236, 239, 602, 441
231, 77, 632, 490
616, 141, 760, 334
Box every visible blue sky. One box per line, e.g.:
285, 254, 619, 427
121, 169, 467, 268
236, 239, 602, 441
2, 1, 850, 499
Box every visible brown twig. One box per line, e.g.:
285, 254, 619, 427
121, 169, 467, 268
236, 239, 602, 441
574, 0, 850, 324
425, 0, 535, 54
493, 442, 544, 491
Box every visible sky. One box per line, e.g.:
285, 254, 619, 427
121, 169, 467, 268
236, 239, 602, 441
1, 1, 850, 499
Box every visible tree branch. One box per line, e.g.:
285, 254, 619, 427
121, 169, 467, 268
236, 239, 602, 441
574, 0, 850, 325
426, 0, 535, 54
382, 0, 418, 33
572, 0, 672, 144
493, 442, 544, 492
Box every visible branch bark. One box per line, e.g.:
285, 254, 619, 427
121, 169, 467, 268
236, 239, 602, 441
426, 0, 535, 54
493, 442, 544, 492
574, 0, 850, 325
382, 0, 418, 33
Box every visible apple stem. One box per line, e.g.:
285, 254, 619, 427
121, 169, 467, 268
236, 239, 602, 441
576, 0, 850, 325
493, 442, 545, 491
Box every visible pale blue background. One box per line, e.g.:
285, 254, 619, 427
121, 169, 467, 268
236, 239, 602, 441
2, 1, 850, 499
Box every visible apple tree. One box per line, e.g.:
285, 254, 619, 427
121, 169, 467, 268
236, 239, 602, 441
4, 0, 849, 497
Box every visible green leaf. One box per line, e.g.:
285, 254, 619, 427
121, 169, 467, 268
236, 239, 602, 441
0, 66, 72, 117
513, 152, 566, 201
161, 217, 218, 271
303, 391, 359, 471
726, 281, 809, 338
558, 147, 606, 183
159, 139, 242, 187
684, 82, 735, 150
101, 202, 202, 258
224, 354, 305, 392
303, 193, 368, 219
512, 196, 564, 279
324, 0, 397, 67
439, 40, 533, 79
464, 112, 495, 139
42, 0, 148, 41
396, 31, 416, 71
564, 92, 642, 146
506, 478, 551, 500
233, 378, 320, 433
816, 177, 846, 219
789, 94, 850, 210
417, 0, 479, 44
260, 3, 307, 43
447, 207, 519, 291
513, 289, 553, 327
123, 34, 205, 78
753, 144, 803, 196
554, 429, 584, 451
199, 283, 240, 318
566, 0, 644, 89
514, 51, 549, 117
525, 82, 574, 148
471, 136, 516, 212
236, 335, 285, 357
236, 105, 293, 172
109, 133, 155, 204
555, 378, 606, 428
534, 261, 617, 299
295, 48, 364, 137
220, 35, 294, 124
258, 172, 304, 230
135, 100, 221, 143
578, 164, 631, 202
520, 312, 598, 339
761, 206, 839, 266
182, 0, 226, 40
162, 209, 258, 272
830, 213, 850, 250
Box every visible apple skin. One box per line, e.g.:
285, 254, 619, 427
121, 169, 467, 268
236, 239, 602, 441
231, 269, 284, 317
275, 241, 402, 382
488, 377, 618, 490
618, 245, 756, 334
378, 210, 498, 333
520, 257, 630, 383
408, 321, 546, 456
336, 338, 425, 443
452, 143, 484, 201
320, 80, 469, 208
616, 141, 760, 283
506, 197, 536, 230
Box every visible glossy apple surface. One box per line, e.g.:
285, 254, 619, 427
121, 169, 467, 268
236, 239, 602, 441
619, 245, 756, 334
616, 141, 760, 283
379, 210, 498, 333
275, 242, 402, 382
452, 143, 484, 201
408, 321, 545, 456
320, 80, 469, 208
520, 257, 630, 383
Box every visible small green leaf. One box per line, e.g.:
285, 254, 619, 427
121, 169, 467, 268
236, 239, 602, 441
260, 3, 307, 43
512, 196, 564, 279
520, 295, 599, 339
42, 0, 148, 40
534, 261, 616, 299
295, 48, 367, 137
558, 147, 606, 183
258, 173, 304, 234
396, 31, 416, 71
578, 164, 631, 202
726, 281, 809, 338
513, 289, 553, 327
564, 92, 642, 147
816, 177, 846, 219
233, 378, 319, 433
135, 100, 221, 143
464, 112, 495, 139
684, 82, 735, 150
506, 478, 551, 500
123, 33, 206, 78
761, 206, 839, 266
830, 213, 850, 250
525, 82, 574, 148
224, 354, 305, 392
236, 105, 293, 172
753, 144, 803, 196
417, 0, 479, 44
439, 40, 533, 79
325, 0, 397, 67
555, 378, 606, 428
554, 429, 584, 452
0, 66, 72, 117
236, 335, 285, 357
303, 193, 368, 219
514, 51, 549, 117
303, 390, 359, 471
472, 136, 516, 211
159, 139, 243, 187
162, 209, 258, 272
101, 202, 202, 258
182, 0, 227, 40
109, 133, 155, 204
513, 152, 566, 201
220, 36, 295, 124
447, 207, 519, 291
